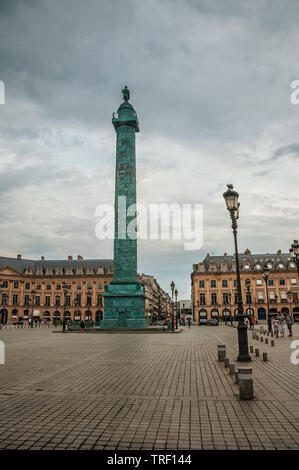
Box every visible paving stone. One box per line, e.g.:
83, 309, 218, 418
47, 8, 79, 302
0, 324, 298, 450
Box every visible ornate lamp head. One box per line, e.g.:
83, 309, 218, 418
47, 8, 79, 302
223, 184, 239, 210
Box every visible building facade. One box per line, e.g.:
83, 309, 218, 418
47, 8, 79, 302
0, 255, 171, 325
140, 274, 172, 321
191, 249, 299, 324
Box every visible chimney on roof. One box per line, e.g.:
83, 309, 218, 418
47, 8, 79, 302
244, 248, 251, 255
277, 249, 281, 254
77, 255, 83, 260
68, 255, 73, 260
41, 256, 45, 261
17, 254, 22, 259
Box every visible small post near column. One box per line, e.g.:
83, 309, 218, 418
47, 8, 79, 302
238, 367, 253, 400
217, 344, 226, 362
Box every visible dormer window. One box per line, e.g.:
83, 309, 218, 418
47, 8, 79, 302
244, 263, 250, 270
278, 263, 284, 269
76, 266, 83, 275
46, 267, 53, 275
267, 263, 272, 269
86, 267, 94, 275
56, 267, 63, 275
221, 264, 227, 272
97, 266, 104, 274
36, 266, 43, 275
255, 264, 261, 270
25, 267, 33, 274
65, 267, 73, 275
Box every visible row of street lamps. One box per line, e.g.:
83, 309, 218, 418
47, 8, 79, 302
170, 281, 179, 331
223, 184, 298, 362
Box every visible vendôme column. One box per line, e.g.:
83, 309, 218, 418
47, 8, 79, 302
101, 87, 148, 329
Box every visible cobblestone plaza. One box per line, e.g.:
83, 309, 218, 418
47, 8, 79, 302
0, 325, 298, 451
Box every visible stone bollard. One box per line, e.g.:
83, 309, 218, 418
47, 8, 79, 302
229, 362, 235, 375
263, 352, 268, 362
271, 340, 275, 347
265, 338, 268, 344
256, 335, 259, 340
250, 345, 254, 353
238, 367, 254, 400
234, 371, 239, 384
217, 345, 226, 362
224, 357, 230, 368
260, 337, 264, 342
255, 348, 260, 357
271, 332, 274, 337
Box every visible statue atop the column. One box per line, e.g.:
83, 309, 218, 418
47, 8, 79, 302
122, 85, 130, 102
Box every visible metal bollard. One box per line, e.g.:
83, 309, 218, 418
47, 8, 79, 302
238, 367, 253, 400
256, 335, 259, 340
265, 338, 268, 344
271, 340, 275, 347
217, 345, 226, 362
255, 348, 260, 357
263, 352, 268, 361
224, 357, 230, 368
260, 337, 264, 342
229, 362, 235, 375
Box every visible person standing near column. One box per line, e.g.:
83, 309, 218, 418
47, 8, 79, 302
285, 312, 293, 337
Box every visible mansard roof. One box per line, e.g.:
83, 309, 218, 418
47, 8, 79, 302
0, 256, 113, 276
199, 251, 295, 272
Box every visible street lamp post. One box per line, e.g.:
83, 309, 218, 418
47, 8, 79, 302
287, 290, 293, 321
30, 290, 36, 328
170, 281, 175, 332
262, 264, 272, 333
228, 292, 232, 324
245, 278, 252, 317
0, 282, 3, 325
223, 184, 251, 362
175, 288, 178, 329
290, 240, 299, 277
62, 282, 71, 332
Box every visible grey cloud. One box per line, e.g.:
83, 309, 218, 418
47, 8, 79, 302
0, 0, 298, 298
271, 143, 299, 161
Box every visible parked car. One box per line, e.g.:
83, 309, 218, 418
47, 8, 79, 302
13, 317, 24, 325
199, 318, 208, 326
208, 318, 219, 326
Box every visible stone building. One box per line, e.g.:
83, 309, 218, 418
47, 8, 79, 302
0, 255, 170, 325
140, 274, 172, 321
191, 249, 299, 324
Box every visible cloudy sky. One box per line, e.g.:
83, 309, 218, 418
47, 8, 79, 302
0, 0, 298, 298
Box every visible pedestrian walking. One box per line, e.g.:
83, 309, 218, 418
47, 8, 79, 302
277, 312, 285, 337
273, 316, 279, 338
285, 312, 293, 337
187, 318, 191, 328
80, 319, 85, 333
